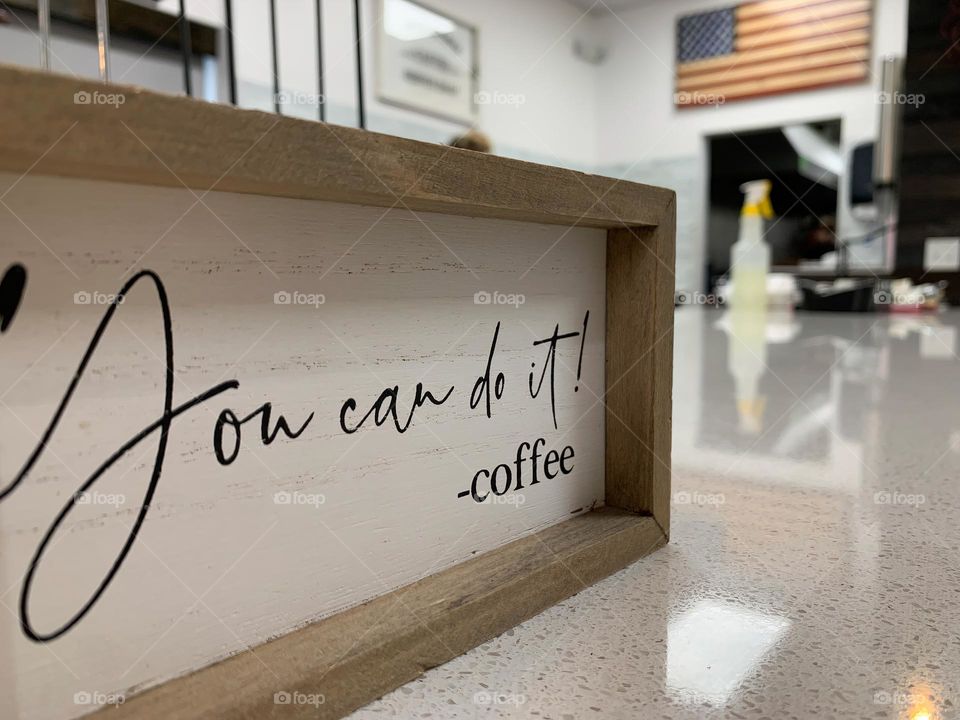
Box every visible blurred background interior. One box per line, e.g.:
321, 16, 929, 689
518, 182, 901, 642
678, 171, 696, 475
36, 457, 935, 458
4, 0, 959, 446
3, 0, 958, 312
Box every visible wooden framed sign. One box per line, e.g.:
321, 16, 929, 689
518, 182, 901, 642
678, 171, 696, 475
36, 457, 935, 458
0, 66, 674, 720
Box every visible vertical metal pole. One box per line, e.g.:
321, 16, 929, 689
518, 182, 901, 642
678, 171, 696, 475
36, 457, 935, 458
95, 0, 110, 81
178, 0, 193, 95
38, 0, 51, 70
875, 55, 904, 273
353, 0, 365, 129
269, 0, 281, 114
224, 0, 238, 104
316, 0, 325, 122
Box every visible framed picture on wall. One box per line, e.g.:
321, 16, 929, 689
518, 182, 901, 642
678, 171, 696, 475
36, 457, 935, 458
377, 0, 478, 125
674, 1, 873, 107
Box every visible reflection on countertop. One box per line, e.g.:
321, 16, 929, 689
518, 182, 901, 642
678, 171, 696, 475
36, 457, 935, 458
350, 307, 960, 720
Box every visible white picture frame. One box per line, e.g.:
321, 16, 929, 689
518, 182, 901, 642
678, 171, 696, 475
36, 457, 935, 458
376, 0, 478, 125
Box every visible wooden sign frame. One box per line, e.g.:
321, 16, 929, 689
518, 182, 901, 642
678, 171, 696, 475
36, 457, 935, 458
0, 65, 674, 720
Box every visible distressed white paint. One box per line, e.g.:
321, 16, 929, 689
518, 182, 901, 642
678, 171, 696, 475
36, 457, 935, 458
0, 172, 606, 720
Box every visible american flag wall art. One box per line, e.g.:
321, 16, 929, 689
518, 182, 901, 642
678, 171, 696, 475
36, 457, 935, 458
675, 0, 873, 107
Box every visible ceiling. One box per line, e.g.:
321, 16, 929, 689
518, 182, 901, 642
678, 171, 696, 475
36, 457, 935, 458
564, 0, 660, 13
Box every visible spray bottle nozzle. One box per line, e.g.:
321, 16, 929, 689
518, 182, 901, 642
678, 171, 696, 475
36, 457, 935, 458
740, 179, 774, 219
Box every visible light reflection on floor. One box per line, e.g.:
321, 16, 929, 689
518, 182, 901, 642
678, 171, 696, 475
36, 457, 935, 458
667, 599, 791, 705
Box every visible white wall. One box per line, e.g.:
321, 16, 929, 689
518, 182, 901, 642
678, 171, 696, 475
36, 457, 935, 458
156, 0, 601, 168
594, 0, 909, 292
0, 0, 600, 167
360, 0, 600, 167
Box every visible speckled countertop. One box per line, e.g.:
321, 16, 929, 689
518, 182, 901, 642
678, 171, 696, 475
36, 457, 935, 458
348, 308, 960, 720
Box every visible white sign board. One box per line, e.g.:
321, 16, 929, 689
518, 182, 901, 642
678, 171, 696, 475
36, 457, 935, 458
377, 0, 477, 124
0, 172, 605, 719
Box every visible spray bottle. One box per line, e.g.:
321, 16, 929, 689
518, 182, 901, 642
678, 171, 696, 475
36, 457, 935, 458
730, 180, 774, 310
728, 180, 774, 434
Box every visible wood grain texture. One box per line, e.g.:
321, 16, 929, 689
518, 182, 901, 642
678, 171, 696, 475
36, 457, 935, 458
676, 47, 869, 92
736, 0, 851, 18
675, 0, 871, 107
735, 12, 870, 50
735, 0, 870, 36
676, 29, 870, 76
90, 509, 665, 720
0, 65, 673, 230
605, 212, 676, 537
678, 67, 866, 106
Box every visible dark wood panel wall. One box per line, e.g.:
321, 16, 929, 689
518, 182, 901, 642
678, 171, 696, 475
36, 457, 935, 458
898, 0, 960, 272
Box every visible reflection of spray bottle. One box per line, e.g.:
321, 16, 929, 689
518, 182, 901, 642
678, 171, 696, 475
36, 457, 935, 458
728, 181, 773, 434
730, 180, 773, 310
728, 309, 767, 435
